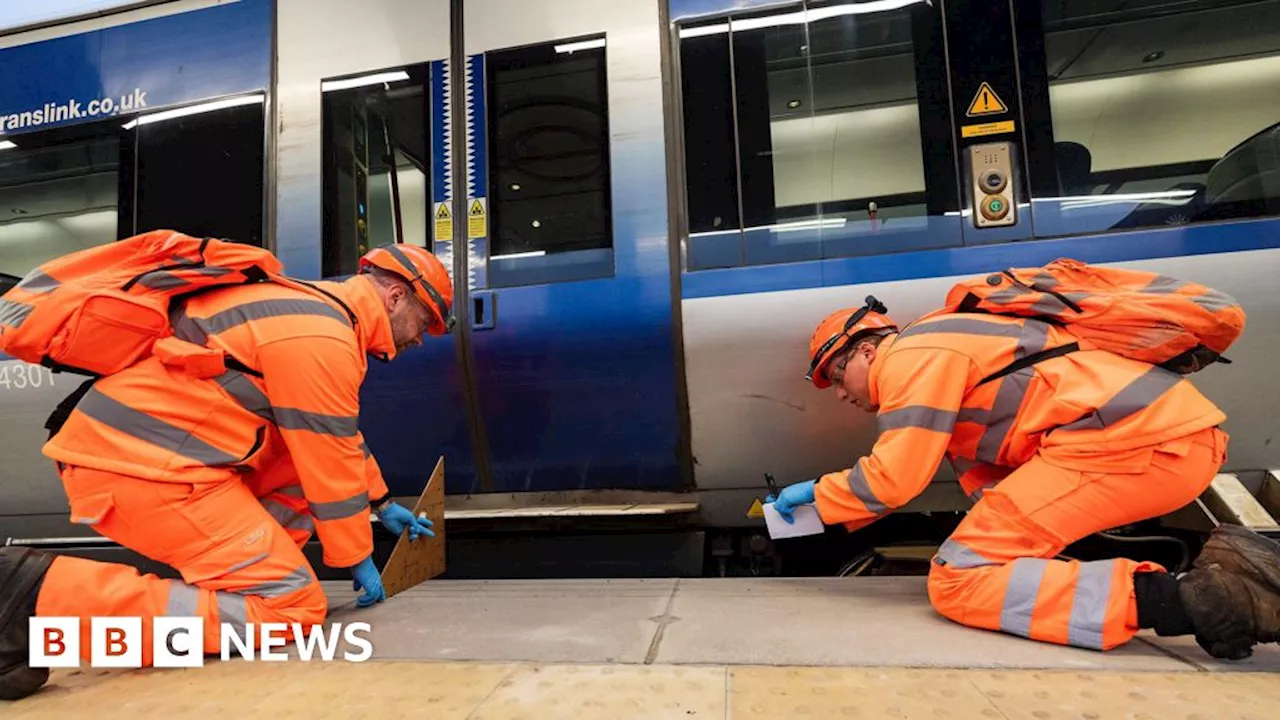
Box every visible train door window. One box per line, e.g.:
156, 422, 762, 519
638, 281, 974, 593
131, 96, 266, 246
678, 0, 961, 271
1028, 0, 1280, 238
0, 120, 123, 279
484, 35, 614, 288
321, 64, 432, 278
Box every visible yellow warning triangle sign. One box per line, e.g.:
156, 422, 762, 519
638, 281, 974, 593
747, 498, 765, 519
966, 82, 1008, 118
435, 204, 450, 219
469, 199, 485, 216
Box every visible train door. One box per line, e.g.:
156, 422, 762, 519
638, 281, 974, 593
276, 0, 484, 495
457, 1, 686, 493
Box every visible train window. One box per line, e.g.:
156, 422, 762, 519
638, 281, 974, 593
484, 35, 614, 288
321, 64, 432, 278
132, 97, 266, 246
678, 0, 961, 271
0, 121, 124, 278
1031, 0, 1280, 238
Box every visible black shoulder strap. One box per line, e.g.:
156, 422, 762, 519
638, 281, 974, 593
977, 342, 1080, 387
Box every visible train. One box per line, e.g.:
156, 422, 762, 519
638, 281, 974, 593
2, 0, 1279, 579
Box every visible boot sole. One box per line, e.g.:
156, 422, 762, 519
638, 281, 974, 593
0, 549, 53, 634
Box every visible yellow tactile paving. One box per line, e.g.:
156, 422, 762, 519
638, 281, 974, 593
471, 664, 727, 720
4, 661, 1279, 719
730, 667, 1004, 719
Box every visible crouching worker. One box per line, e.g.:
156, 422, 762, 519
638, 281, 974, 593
769, 264, 1279, 661
0, 241, 453, 700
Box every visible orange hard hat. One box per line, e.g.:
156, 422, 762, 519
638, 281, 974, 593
359, 244, 456, 335
805, 295, 897, 389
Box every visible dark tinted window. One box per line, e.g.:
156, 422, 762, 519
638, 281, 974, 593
133, 98, 266, 246
485, 36, 614, 287
0, 121, 123, 277
321, 65, 433, 278
677, 0, 961, 271
1031, 0, 1280, 237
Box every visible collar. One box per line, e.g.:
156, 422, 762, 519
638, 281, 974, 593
867, 332, 899, 410
332, 275, 398, 362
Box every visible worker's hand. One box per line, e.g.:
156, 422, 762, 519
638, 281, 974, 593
350, 556, 387, 608
766, 479, 816, 524
379, 502, 436, 541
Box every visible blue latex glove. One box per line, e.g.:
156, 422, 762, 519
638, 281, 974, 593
351, 555, 386, 608
765, 479, 816, 524
379, 502, 436, 541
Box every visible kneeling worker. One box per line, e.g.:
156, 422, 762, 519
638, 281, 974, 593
769, 284, 1279, 660
0, 243, 451, 700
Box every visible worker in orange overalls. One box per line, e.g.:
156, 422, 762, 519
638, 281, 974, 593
768, 296, 1280, 660
0, 244, 453, 700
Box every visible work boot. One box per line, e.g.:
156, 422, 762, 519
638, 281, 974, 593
1178, 525, 1280, 660
0, 547, 54, 701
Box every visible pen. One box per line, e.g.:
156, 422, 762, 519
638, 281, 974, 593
765, 472, 781, 500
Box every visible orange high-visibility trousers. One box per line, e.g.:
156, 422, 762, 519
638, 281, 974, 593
34, 464, 329, 666
928, 425, 1228, 650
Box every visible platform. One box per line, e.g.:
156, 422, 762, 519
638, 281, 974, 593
7, 578, 1278, 718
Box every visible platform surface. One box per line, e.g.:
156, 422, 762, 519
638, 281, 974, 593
7, 577, 1278, 718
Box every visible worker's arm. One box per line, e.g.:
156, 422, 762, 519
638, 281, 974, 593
814, 347, 972, 531
256, 335, 380, 568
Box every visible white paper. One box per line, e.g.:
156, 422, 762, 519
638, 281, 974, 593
763, 502, 824, 539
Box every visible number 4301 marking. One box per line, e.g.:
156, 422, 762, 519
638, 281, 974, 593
0, 361, 57, 391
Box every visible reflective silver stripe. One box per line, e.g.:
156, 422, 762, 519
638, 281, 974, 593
138, 265, 234, 290
999, 558, 1048, 639
384, 244, 424, 281
72, 512, 107, 525
224, 552, 269, 575
1067, 560, 1114, 650
15, 269, 58, 293
1059, 365, 1183, 432
970, 488, 986, 501
975, 320, 1049, 464
309, 492, 369, 520
236, 565, 314, 598
846, 463, 889, 514
77, 388, 242, 466
195, 298, 351, 335
956, 407, 989, 424
274, 407, 359, 437
165, 581, 200, 616
1142, 275, 1236, 314
0, 299, 34, 327
949, 456, 978, 475
360, 441, 372, 459
217, 592, 248, 632
1031, 271, 1059, 290
877, 406, 957, 434
1190, 290, 1235, 313
170, 305, 209, 345
935, 539, 1001, 570
899, 317, 1025, 340
278, 485, 305, 498
261, 498, 315, 533
217, 370, 275, 423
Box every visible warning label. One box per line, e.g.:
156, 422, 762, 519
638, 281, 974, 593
966, 82, 1008, 118
467, 198, 487, 239
747, 498, 765, 519
433, 202, 452, 243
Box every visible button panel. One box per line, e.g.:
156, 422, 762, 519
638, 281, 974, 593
969, 142, 1016, 228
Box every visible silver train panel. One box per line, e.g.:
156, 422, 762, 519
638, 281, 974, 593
682, 248, 1280, 499
273, 0, 450, 278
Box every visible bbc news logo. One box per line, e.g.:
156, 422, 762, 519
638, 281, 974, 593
30, 618, 373, 667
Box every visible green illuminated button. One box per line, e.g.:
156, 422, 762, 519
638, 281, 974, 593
981, 194, 1010, 221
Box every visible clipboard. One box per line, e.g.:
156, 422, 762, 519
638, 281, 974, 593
378, 455, 447, 598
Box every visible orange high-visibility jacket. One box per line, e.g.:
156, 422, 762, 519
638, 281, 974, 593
813, 312, 1226, 530
43, 275, 398, 568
